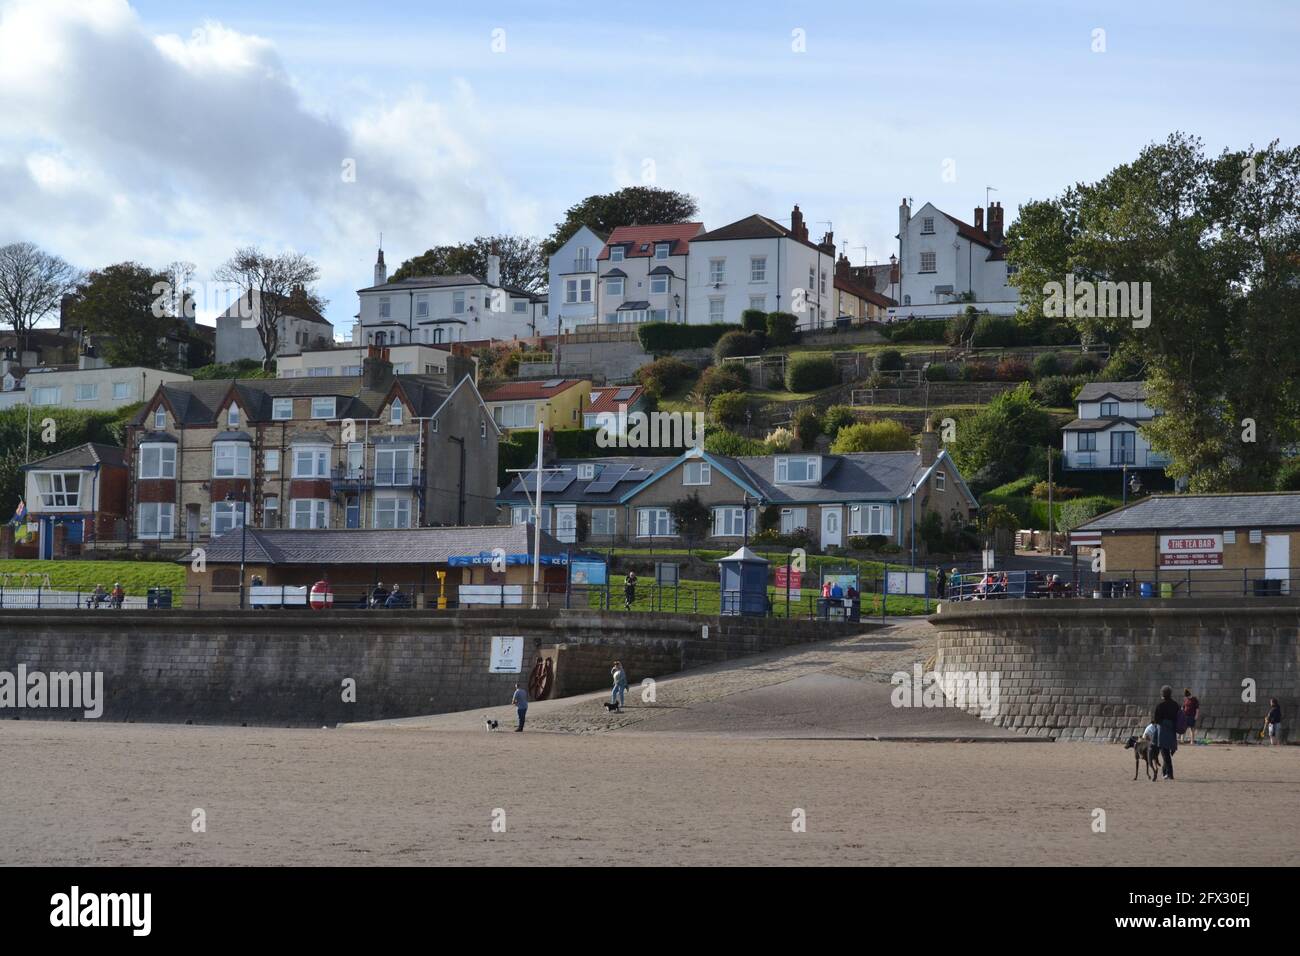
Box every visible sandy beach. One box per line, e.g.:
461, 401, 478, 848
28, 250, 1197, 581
2, 622, 1296, 866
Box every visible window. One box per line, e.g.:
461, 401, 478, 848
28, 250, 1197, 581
374, 496, 412, 529
290, 499, 329, 529
32, 386, 60, 406
75, 383, 98, 402
342, 365, 362, 376
709, 298, 724, 322
749, 295, 766, 312
292, 446, 330, 478
591, 508, 616, 536
779, 508, 809, 534
452, 291, 466, 314
212, 441, 251, 478
921, 216, 935, 234
379, 297, 391, 318
1110, 431, 1136, 465
636, 508, 675, 537
493, 403, 536, 429
935, 470, 946, 492
375, 446, 413, 485
577, 463, 595, 480
513, 300, 528, 314
264, 449, 280, 472
712, 506, 746, 537
211, 500, 250, 535
849, 504, 892, 536
555, 507, 577, 543
750, 257, 767, 282
650, 275, 668, 295
138, 443, 176, 479
1100, 401, 1119, 417
820, 270, 826, 295
1078, 432, 1097, 451
606, 277, 624, 296
710, 259, 725, 284
416, 295, 429, 318
390, 399, 403, 425
809, 266, 816, 290
272, 398, 293, 420
920, 251, 937, 273
311, 397, 335, 419
308, 366, 334, 377
511, 505, 551, 530
775, 456, 820, 483
345, 443, 364, 479
33, 472, 80, 508
654, 243, 670, 260
137, 502, 175, 539
683, 461, 711, 486
227, 403, 240, 427
610, 246, 625, 262
112, 382, 130, 401
263, 496, 279, 528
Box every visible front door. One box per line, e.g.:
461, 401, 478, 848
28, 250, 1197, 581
1265, 534, 1290, 594
821, 506, 843, 548
345, 495, 360, 529
555, 505, 577, 544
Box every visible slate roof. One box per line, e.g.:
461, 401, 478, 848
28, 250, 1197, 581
692, 213, 830, 254
198, 524, 567, 566
358, 274, 542, 300
20, 442, 127, 471
1061, 417, 1145, 432
500, 456, 678, 505
133, 374, 454, 426
1076, 381, 1149, 403
1076, 493, 1300, 532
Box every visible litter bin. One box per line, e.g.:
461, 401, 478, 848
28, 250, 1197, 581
1159, 582, 1174, 599
1253, 579, 1282, 597
147, 587, 173, 609
1139, 581, 1155, 598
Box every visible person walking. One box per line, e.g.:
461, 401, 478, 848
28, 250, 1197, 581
1264, 698, 1283, 747
511, 683, 528, 732
1181, 688, 1200, 744
610, 660, 627, 709
1153, 685, 1180, 780
623, 570, 638, 611
937, 568, 948, 600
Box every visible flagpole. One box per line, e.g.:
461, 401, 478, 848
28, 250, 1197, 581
532, 419, 543, 609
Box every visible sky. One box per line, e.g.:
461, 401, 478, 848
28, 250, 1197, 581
2, 0, 1298, 334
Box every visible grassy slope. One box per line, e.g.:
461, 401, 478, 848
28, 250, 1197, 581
0, 559, 185, 594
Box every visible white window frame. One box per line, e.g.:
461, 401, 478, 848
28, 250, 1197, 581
292, 445, 330, 479
227, 403, 241, 427
33, 471, 82, 509
452, 291, 466, 314
650, 274, 669, 295
374, 495, 412, 529
311, 397, 335, 420
112, 382, 130, 401
211, 500, 250, 535
32, 386, 60, 406
708, 297, 724, 322
683, 461, 711, 486
590, 508, 616, 536
375, 446, 414, 486
920, 251, 937, 273
654, 243, 670, 260
137, 502, 175, 539
290, 498, 329, 529
74, 383, 98, 403
272, 398, 293, 420
779, 508, 809, 535
606, 276, 624, 296
610, 246, 625, 262
138, 443, 176, 479
636, 508, 675, 538
750, 257, 767, 282
712, 506, 746, 537
577, 463, 595, 480
921, 216, 935, 234
492, 402, 536, 429
212, 441, 251, 478
709, 259, 725, 284
390, 399, 403, 425
345, 442, 364, 479
849, 504, 893, 537
935, 470, 946, 492
264, 449, 280, 472
775, 456, 820, 484
416, 295, 429, 318
379, 296, 391, 318
263, 496, 279, 528
749, 295, 766, 312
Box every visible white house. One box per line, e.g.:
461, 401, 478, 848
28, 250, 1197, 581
595, 223, 702, 326
890, 199, 1019, 319
688, 206, 836, 329
0, 353, 192, 411
353, 249, 545, 346
548, 225, 606, 333
214, 286, 335, 364
1062, 381, 1169, 471
277, 343, 458, 379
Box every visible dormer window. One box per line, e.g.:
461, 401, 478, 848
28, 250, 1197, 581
153, 407, 166, 430
390, 399, 403, 425
654, 243, 670, 260
228, 403, 240, 428
775, 456, 820, 484
311, 397, 335, 420
610, 246, 625, 262
578, 463, 595, 480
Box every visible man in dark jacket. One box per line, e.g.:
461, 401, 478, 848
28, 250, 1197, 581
1153, 685, 1180, 780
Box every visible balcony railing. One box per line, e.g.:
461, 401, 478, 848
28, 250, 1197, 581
1065, 448, 1170, 469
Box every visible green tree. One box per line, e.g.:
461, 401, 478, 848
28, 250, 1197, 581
390, 235, 547, 293
668, 492, 712, 555
544, 186, 699, 256
1005, 133, 1300, 491
830, 419, 914, 453
792, 405, 821, 450
64, 262, 176, 369
948, 383, 1055, 478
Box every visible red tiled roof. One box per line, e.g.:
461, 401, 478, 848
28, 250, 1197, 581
585, 385, 645, 414
940, 211, 999, 250
834, 275, 896, 309
597, 223, 704, 260
483, 379, 586, 402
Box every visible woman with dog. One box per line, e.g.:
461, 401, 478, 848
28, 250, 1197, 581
1153, 685, 1180, 780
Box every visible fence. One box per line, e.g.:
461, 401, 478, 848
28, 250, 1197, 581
944, 567, 1299, 601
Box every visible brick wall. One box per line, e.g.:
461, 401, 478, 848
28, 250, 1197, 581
931, 598, 1299, 741
0, 608, 861, 726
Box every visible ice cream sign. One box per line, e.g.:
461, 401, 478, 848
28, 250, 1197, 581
1159, 534, 1223, 568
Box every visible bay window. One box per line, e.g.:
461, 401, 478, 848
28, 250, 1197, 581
212, 441, 251, 478
137, 502, 175, 539
290, 499, 329, 529
292, 445, 330, 478
33, 472, 81, 509
636, 508, 675, 538
139, 443, 176, 479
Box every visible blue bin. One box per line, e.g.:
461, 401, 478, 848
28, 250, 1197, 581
1139, 582, 1154, 598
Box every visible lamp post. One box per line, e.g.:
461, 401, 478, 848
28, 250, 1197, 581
673, 293, 682, 323
224, 489, 249, 609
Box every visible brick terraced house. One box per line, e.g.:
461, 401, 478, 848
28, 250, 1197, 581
124, 347, 499, 545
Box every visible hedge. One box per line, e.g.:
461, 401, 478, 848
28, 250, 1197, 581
714, 330, 764, 362
741, 309, 767, 333
785, 352, 836, 391
697, 363, 749, 398
888, 318, 946, 342
709, 390, 749, 427
765, 311, 799, 346
638, 322, 739, 353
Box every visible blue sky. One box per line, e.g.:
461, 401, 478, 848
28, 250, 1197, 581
3, 0, 1297, 331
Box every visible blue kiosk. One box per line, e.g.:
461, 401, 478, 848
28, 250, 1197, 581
717, 546, 770, 616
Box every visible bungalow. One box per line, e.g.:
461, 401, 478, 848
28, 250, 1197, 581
582, 384, 647, 430
497, 431, 977, 550
482, 378, 592, 434
18, 443, 129, 558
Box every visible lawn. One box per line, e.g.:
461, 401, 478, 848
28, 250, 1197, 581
0, 559, 185, 595
599, 546, 939, 583
581, 577, 932, 617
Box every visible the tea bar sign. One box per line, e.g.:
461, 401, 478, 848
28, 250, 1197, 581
1159, 534, 1223, 568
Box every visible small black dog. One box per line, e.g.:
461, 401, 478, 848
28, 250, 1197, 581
1124, 734, 1161, 781
484, 718, 499, 732
603, 701, 621, 713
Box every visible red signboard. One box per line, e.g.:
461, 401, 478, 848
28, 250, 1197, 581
1159, 534, 1223, 568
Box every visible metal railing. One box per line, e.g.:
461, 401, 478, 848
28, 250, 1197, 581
943, 567, 1299, 601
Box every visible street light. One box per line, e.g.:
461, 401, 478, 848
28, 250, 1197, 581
224, 489, 249, 609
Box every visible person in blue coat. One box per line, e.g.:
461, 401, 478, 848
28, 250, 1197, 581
1152, 685, 1180, 780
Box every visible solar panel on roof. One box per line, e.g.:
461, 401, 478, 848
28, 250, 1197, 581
614, 387, 635, 401
541, 473, 575, 493
622, 468, 653, 482
542, 379, 563, 388
584, 477, 619, 493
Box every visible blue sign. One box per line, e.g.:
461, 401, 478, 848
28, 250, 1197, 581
569, 560, 607, 585
447, 552, 569, 567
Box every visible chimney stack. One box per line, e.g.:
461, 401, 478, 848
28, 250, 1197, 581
988, 203, 1004, 244
374, 247, 387, 286
362, 344, 394, 389
486, 253, 501, 287
790, 204, 808, 242
920, 418, 940, 466
974, 206, 984, 232
836, 253, 851, 278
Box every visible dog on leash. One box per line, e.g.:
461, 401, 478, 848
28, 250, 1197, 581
484, 718, 499, 732
1124, 733, 1161, 781
603, 701, 621, 713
